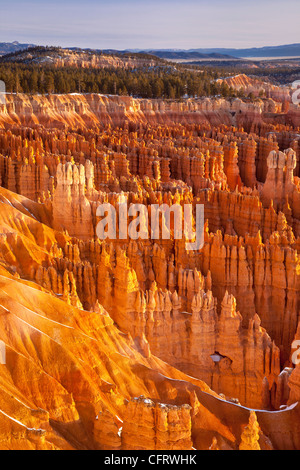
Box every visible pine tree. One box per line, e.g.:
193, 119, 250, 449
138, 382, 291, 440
45, 73, 55, 94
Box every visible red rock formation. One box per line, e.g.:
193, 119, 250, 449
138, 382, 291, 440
239, 411, 261, 450
217, 74, 291, 103
122, 397, 193, 450
0, 92, 299, 450
53, 161, 94, 240
261, 148, 300, 219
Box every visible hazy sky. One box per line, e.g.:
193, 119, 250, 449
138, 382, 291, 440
1, 0, 299, 50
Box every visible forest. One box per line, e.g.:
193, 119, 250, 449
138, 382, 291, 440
0, 62, 244, 99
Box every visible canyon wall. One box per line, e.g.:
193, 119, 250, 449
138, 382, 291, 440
0, 93, 299, 449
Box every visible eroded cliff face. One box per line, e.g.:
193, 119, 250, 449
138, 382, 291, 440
0, 93, 299, 449
1, 93, 299, 131
2, 48, 158, 70
217, 74, 292, 103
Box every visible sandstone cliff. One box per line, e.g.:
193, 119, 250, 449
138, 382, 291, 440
0, 92, 299, 449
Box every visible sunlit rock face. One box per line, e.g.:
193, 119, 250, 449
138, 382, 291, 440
217, 74, 292, 103
0, 93, 299, 449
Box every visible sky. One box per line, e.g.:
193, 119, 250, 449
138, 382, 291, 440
0, 0, 299, 50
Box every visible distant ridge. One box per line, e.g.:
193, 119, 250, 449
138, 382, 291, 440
1, 41, 300, 59
136, 43, 300, 59
0, 41, 36, 56
135, 50, 237, 60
